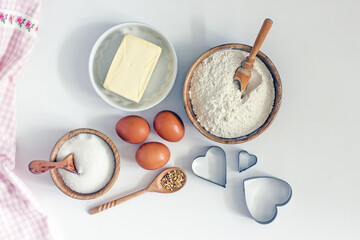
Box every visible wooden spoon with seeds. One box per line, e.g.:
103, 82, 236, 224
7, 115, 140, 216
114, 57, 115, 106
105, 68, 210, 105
234, 18, 273, 91
28, 154, 77, 174
89, 167, 186, 215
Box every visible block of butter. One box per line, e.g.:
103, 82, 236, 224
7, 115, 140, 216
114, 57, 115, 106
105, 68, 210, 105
103, 33, 162, 103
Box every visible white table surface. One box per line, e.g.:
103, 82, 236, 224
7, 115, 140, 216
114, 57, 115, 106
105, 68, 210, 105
15, 0, 360, 239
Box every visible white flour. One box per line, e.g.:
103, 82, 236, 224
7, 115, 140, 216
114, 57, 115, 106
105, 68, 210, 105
189, 49, 275, 138
56, 133, 115, 194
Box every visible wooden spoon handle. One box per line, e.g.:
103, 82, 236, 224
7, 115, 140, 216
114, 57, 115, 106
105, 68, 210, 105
89, 188, 148, 215
248, 18, 273, 60
28, 160, 59, 174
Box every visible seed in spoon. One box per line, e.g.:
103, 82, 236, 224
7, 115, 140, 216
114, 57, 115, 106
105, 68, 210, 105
161, 169, 186, 191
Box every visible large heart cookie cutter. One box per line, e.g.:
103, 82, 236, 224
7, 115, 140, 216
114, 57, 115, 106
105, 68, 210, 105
238, 150, 257, 173
244, 176, 292, 224
192, 146, 226, 187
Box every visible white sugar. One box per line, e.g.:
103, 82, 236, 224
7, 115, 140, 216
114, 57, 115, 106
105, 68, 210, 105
56, 133, 115, 194
189, 49, 275, 138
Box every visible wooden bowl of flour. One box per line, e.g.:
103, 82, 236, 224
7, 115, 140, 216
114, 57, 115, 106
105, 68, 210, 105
49, 128, 120, 200
183, 44, 282, 144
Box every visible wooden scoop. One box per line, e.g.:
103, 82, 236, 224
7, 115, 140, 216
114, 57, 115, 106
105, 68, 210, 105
28, 154, 77, 174
89, 167, 186, 215
234, 18, 273, 91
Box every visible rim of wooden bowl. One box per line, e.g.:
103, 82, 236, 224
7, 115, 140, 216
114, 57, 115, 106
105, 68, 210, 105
49, 128, 120, 200
183, 43, 282, 144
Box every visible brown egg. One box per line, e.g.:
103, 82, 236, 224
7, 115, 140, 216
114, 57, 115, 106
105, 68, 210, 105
136, 142, 170, 170
154, 111, 185, 142
116, 116, 150, 144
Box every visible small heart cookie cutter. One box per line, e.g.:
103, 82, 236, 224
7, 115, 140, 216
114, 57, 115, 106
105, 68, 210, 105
192, 146, 227, 187
243, 176, 292, 224
238, 150, 257, 173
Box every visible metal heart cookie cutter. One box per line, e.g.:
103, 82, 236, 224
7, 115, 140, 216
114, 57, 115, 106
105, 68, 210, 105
238, 150, 257, 172
192, 146, 226, 187
243, 176, 292, 224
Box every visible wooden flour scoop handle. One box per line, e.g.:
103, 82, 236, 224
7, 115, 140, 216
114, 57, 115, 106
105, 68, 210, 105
28, 154, 77, 174
234, 18, 273, 91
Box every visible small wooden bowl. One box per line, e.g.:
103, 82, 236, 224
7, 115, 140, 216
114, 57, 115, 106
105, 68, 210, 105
49, 128, 120, 200
183, 44, 282, 144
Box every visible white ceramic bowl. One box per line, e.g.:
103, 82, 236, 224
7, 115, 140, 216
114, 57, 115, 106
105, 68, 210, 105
89, 22, 178, 111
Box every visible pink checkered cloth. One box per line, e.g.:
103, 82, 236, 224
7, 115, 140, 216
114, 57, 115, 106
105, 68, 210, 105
0, 0, 52, 239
